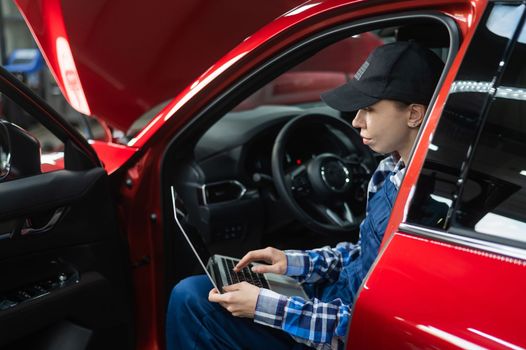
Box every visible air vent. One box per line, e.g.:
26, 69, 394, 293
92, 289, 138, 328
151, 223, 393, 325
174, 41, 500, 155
202, 181, 246, 205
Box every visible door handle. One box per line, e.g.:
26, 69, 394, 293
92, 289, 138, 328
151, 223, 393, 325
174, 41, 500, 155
0, 218, 19, 240
21, 207, 66, 236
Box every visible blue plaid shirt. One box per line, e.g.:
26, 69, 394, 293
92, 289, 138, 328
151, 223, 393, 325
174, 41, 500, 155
253, 155, 405, 349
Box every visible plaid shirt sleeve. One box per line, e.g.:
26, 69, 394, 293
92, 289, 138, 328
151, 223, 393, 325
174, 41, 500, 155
284, 242, 360, 283
254, 289, 350, 350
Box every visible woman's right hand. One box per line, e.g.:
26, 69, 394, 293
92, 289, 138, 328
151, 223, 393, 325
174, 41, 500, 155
234, 247, 287, 275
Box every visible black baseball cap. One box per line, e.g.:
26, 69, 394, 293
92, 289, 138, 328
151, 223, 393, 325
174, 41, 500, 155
321, 41, 444, 112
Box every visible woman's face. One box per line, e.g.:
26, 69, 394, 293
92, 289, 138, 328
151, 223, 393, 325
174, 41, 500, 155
351, 100, 415, 157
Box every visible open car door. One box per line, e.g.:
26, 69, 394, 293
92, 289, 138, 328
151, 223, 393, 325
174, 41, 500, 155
0, 65, 134, 349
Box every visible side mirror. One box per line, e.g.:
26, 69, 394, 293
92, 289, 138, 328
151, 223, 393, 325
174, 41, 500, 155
0, 121, 11, 182
0, 120, 41, 181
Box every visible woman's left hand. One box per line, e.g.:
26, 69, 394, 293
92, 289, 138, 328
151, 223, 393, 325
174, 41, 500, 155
208, 282, 260, 318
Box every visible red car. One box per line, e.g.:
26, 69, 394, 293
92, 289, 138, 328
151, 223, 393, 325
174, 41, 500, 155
1, 0, 525, 349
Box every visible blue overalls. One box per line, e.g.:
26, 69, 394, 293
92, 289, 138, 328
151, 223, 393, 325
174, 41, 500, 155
316, 174, 398, 305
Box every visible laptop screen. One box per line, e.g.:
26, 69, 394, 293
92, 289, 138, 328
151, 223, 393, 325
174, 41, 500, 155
170, 186, 219, 290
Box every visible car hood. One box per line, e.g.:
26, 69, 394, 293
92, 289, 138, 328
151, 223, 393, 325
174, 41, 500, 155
15, 0, 305, 131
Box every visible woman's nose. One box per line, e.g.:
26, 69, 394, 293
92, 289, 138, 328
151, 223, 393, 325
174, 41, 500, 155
352, 110, 365, 128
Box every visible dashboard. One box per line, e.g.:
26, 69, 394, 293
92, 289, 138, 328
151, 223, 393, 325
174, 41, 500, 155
172, 105, 373, 250
195, 105, 354, 184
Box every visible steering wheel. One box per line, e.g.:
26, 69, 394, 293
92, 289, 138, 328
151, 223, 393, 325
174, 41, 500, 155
271, 112, 377, 234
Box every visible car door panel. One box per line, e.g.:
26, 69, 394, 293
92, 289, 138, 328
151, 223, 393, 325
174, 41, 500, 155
0, 68, 133, 349
0, 169, 104, 222
349, 231, 526, 349
0, 167, 134, 349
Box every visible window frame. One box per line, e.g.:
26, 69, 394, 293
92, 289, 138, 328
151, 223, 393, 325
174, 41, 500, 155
402, 2, 526, 257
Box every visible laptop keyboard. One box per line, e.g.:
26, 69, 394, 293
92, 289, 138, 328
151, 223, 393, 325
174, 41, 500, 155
222, 258, 270, 289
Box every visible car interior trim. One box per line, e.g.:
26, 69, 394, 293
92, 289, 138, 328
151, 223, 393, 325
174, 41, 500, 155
201, 180, 247, 205
399, 223, 526, 261
20, 207, 66, 236
0, 168, 105, 221
0, 230, 13, 241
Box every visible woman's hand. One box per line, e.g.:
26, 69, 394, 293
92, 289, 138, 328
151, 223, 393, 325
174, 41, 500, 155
208, 282, 260, 318
234, 247, 287, 275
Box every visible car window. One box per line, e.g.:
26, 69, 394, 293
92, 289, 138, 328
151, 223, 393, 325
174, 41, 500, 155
232, 32, 384, 112
231, 26, 449, 114
406, 3, 526, 245
128, 23, 451, 141
452, 19, 526, 244
127, 31, 386, 139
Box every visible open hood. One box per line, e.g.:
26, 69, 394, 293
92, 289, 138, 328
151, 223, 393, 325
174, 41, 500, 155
15, 0, 305, 131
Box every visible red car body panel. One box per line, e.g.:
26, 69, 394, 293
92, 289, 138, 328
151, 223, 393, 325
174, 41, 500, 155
14, 0, 305, 131
12, 0, 526, 349
350, 232, 526, 349
89, 141, 138, 175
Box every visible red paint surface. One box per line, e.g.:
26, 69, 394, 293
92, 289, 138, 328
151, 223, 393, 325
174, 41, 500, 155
89, 140, 138, 175
349, 232, 526, 349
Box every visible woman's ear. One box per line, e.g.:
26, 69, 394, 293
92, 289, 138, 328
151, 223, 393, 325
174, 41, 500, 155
407, 104, 426, 128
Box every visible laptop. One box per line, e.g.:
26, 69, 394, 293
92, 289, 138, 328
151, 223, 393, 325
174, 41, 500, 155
170, 186, 308, 298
